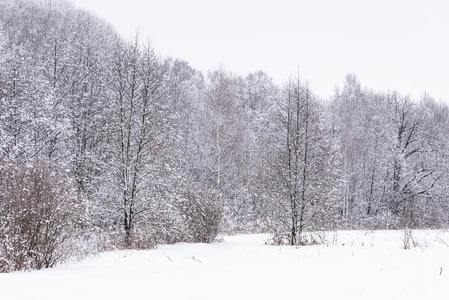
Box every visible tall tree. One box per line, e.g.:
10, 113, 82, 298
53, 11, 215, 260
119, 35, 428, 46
270, 79, 341, 244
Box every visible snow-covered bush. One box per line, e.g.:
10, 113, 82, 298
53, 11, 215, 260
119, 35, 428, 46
265, 232, 291, 245
0, 160, 78, 272
178, 185, 223, 243
403, 228, 418, 250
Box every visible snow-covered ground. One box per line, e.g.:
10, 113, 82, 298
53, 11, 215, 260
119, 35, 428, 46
1, 230, 449, 300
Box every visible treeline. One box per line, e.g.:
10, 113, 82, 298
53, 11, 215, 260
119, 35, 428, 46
0, 0, 448, 271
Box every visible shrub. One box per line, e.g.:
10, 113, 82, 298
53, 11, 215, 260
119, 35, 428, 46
403, 228, 418, 250
0, 160, 77, 272
178, 185, 223, 243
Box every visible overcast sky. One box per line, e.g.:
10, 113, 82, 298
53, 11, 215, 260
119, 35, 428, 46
71, 0, 448, 102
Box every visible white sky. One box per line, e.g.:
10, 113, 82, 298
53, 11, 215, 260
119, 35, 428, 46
71, 0, 449, 102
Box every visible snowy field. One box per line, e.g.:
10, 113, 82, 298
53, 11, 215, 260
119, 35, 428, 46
1, 230, 449, 300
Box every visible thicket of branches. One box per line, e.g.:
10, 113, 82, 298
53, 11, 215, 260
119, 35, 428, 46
1, 0, 449, 271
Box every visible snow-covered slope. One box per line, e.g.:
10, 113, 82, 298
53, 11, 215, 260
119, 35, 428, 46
1, 230, 448, 300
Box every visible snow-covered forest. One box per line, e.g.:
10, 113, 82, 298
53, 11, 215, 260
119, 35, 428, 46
1, 0, 449, 274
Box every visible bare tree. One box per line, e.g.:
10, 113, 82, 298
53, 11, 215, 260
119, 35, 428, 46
270, 79, 341, 245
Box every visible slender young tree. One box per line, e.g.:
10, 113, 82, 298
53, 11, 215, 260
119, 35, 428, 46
270, 78, 341, 244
